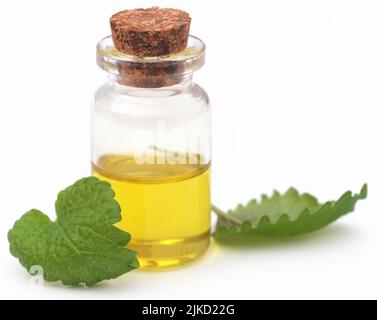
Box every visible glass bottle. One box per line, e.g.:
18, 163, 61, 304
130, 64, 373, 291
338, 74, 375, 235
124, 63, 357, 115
92, 35, 211, 269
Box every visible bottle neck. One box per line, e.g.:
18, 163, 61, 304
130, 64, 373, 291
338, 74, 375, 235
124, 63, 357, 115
97, 35, 205, 90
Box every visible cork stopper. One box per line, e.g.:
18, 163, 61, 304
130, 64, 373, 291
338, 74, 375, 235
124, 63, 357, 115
110, 7, 191, 58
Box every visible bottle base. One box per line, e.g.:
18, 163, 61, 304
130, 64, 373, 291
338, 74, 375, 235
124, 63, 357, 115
129, 231, 211, 270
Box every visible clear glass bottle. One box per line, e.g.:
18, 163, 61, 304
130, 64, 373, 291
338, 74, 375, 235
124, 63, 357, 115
92, 35, 211, 269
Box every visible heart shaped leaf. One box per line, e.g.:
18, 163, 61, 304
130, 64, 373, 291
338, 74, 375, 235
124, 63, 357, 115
8, 177, 139, 286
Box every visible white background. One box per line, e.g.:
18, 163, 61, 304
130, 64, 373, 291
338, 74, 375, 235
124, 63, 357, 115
0, 0, 376, 300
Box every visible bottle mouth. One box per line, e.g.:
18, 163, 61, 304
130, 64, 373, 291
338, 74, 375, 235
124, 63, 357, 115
97, 35, 205, 88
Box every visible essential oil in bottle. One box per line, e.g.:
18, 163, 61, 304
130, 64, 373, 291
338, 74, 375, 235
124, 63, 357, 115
92, 7, 211, 269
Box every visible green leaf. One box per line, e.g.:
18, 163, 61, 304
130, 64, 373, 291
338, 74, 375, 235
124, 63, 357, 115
8, 177, 139, 287
213, 184, 367, 239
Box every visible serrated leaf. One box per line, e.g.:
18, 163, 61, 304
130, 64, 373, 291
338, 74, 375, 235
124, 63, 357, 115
8, 177, 139, 287
213, 184, 367, 239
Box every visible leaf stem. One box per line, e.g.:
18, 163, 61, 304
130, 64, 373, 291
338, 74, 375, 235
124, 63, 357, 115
211, 204, 243, 227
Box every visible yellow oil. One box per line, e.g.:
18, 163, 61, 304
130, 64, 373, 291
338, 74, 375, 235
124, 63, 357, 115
92, 154, 211, 270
